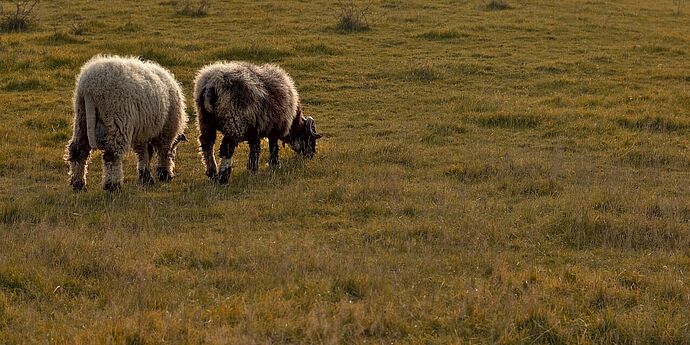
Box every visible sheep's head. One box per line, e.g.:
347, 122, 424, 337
286, 116, 322, 159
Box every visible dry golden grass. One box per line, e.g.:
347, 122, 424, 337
1, 0, 690, 343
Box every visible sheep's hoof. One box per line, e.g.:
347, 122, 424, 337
71, 180, 86, 192
206, 169, 218, 180
157, 168, 174, 182
217, 168, 231, 185
138, 169, 155, 186
103, 181, 122, 192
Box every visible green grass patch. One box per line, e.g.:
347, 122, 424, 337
297, 43, 341, 56
3, 78, 45, 92
140, 47, 190, 66
417, 29, 466, 41
43, 32, 85, 45
472, 113, 541, 129
211, 44, 292, 62
615, 115, 689, 133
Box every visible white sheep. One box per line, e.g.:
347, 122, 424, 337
193, 61, 322, 184
64, 55, 188, 192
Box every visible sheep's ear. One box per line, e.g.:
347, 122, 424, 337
177, 133, 188, 142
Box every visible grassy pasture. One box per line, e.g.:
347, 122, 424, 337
1, 0, 690, 343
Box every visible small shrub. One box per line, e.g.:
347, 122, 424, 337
176, 0, 210, 17
485, 0, 511, 11
335, 1, 370, 33
0, 0, 39, 33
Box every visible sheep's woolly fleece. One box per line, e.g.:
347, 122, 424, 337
193, 61, 299, 142
74, 54, 187, 151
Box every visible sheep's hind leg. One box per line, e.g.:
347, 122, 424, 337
217, 136, 236, 185
268, 138, 280, 169
199, 125, 217, 180
66, 137, 91, 192
135, 143, 154, 185
65, 111, 92, 192
102, 150, 124, 192
247, 139, 260, 174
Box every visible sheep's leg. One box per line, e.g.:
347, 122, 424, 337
217, 136, 236, 185
102, 150, 124, 192
268, 138, 280, 169
155, 141, 176, 182
247, 139, 260, 174
65, 116, 91, 192
199, 121, 217, 180
65, 97, 91, 191
134, 143, 154, 185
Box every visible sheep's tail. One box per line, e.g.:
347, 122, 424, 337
84, 94, 98, 149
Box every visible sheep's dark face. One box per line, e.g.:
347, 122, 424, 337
288, 117, 321, 159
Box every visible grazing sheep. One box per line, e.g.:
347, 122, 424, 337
193, 61, 322, 184
64, 55, 188, 192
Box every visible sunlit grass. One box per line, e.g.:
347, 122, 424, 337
1, 0, 690, 343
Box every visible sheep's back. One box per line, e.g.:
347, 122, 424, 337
74, 56, 174, 143
194, 62, 299, 140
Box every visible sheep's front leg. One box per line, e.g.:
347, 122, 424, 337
247, 139, 260, 174
102, 150, 124, 192
134, 143, 154, 185
268, 138, 280, 169
65, 117, 91, 192
217, 136, 236, 185
155, 141, 176, 182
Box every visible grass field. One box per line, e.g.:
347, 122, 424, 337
1, 0, 690, 343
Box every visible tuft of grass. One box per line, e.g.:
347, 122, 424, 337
116, 21, 140, 33
211, 44, 291, 62
548, 208, 685, 249
406, 62, 442, 82
485, 0, 511, 11
43, 55, 76, 69
619, 150, 687, 168
446, 163, 499, 182
69, 21, 95, 36
515, 311, 566, 345
334, 1, 370, 33
44, 31, 85, 45
297, 43, 341, 56
3, 78, 44, 92
139, 47, 189, 66
23, 117, 69, 131
473, 113, 541, 129
417, 29, 465, 41
421, 123, 467, 144
175, 0, 210, 17
615, 115, 689, 133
